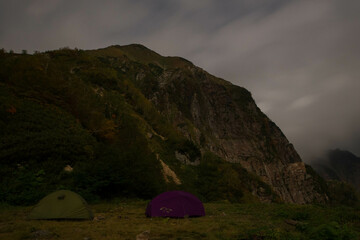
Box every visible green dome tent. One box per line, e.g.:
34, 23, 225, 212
29, 190, 93, 220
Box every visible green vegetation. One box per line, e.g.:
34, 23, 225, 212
0, 45, 358, 212
73, 143, 163, 200
327, 180, 359, 206
0, 200, 358, 240
0, 48, 172, 205
196, 152, 278, 203
0, 47, 274, 206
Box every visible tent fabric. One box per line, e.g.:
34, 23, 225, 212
28, 190, 93, 220
146, 191, 205, 218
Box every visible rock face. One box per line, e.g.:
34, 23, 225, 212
128, 50, 328, 203
0, 44, 328, 204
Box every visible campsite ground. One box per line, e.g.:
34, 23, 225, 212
0, 200, 359, 240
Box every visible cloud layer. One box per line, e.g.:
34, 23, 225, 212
1, 0, 359, 161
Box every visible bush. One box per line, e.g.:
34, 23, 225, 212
327, 180, 358, 206
0, 94, 96, 165
197, 152, 243, 202
73, 142, 164, 201
0, 166, 47, 205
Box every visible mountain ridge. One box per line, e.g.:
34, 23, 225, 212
0, 45, 328, 204
311, 149, 360, 192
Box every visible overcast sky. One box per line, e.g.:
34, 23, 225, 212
1, 0, 359, 161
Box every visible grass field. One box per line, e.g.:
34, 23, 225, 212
0, 200, 359, 240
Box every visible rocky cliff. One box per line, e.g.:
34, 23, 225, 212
103, 44, 328, 203
0, 44, 328, 204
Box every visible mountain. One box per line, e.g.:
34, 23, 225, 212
0, 45, 328, 205
311, 149, 360, 192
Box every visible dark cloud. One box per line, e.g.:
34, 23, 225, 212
1, 0, 359, 161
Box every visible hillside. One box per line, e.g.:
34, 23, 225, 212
0, 45, 328, 205
311, 149, 360, 192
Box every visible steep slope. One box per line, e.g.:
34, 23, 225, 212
311, 149, 360, 192
89, 44, 328, 203
0, 45, 328, 204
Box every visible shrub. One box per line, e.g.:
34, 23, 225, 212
327, 180, 358, 206
73, 142, 164, 201
197, 152, 243, 202
0, 166, 47, 205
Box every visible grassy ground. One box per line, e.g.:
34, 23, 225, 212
0, 200, 359, 240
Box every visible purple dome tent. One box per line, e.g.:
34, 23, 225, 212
146, 191, 205, 218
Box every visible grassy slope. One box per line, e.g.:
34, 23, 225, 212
0, 201, 359, 240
